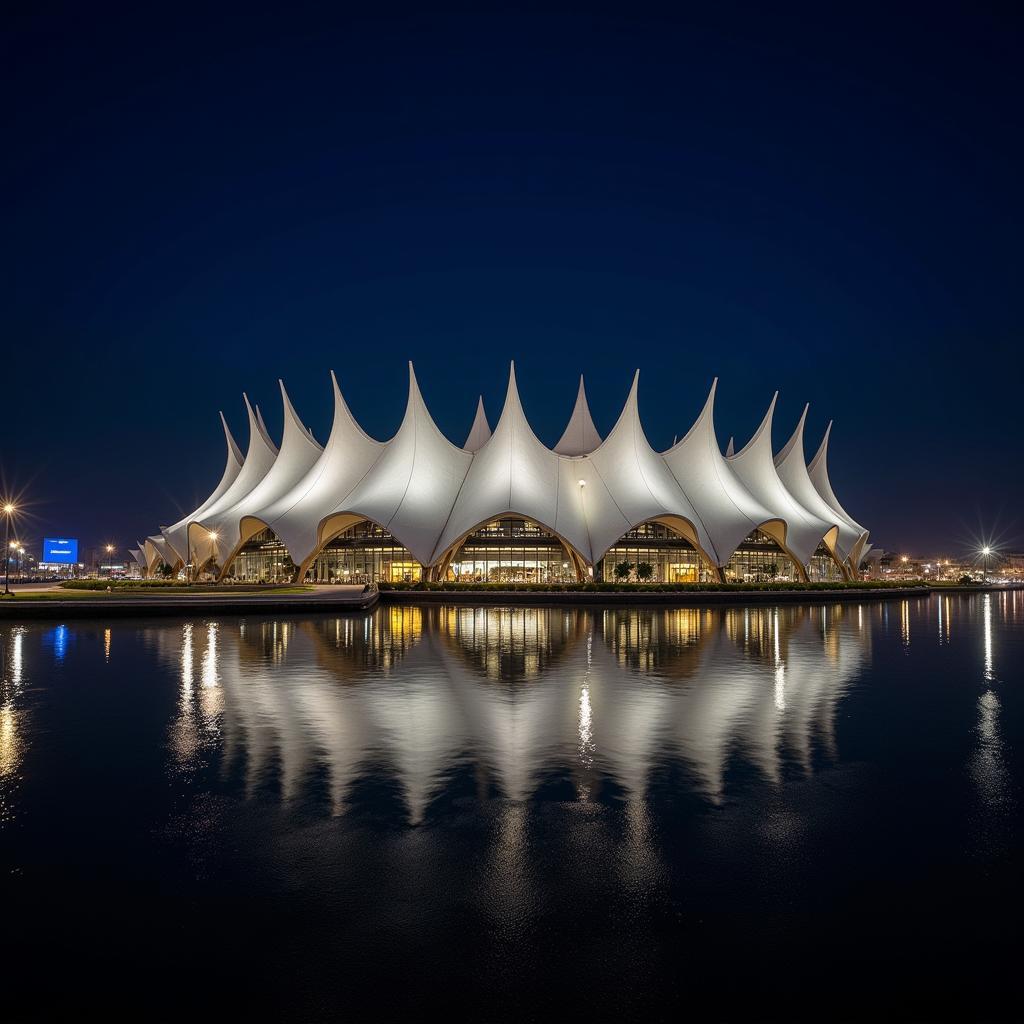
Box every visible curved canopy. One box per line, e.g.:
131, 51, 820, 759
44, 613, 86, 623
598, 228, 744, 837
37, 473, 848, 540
774, 406, 857, 563
662, 380, 780, 565
141, 365, 869, 579
807, 421, 869, 565
727, 394, 838, 566
195, 380, 323, 569
161, 410, 244, 563
183, 393, 278, 562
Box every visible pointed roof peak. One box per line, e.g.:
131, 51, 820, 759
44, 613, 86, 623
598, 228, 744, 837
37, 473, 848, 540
395, 359, 463, 452
464, 395, 492, 451
733, 392, 778, 460
808, 419, 833, 474
402, 361, 427, 421
219, 410, 244, 466
775, 404, 809, 467
554, 370, 603, 456
278, 378, 300, 423
278, 379, 321, 450
671, 377, 720, 452
497, 359, 525, 418
252, 403, 279, 456
725, 437, 735, 457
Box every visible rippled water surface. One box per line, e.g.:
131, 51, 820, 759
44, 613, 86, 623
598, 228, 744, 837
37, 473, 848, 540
2, 595, 1022, 1019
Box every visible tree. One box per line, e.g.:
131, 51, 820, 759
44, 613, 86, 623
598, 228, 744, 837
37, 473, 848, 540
636, 561, 654, 581
766, 562, 779, 580
614, 560, 633, 581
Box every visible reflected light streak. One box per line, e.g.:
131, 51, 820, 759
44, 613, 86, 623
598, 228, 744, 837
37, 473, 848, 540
11, 627, 23, 686
983, 594, 993, 681
180, 623, 193, 696
1, 628, 27, 793
773, 609, 785, 712
202, 622, 219, 688
972, 689, 1008, 812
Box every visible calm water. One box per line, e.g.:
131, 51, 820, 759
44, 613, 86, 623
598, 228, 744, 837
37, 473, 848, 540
2, 595, 1022, 1020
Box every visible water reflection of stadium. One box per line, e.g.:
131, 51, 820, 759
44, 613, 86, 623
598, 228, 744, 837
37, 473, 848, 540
154, 602, 887, 818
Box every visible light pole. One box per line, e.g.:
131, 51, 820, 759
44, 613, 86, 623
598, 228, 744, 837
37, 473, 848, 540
982, 546, 991, 584
105, 544, 116, 578
2, 503, 15, 595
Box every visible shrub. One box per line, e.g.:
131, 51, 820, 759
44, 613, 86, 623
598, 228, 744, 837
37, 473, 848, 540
375, 579, 931, 594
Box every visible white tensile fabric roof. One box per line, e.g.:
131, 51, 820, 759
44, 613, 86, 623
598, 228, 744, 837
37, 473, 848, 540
151, 363, 868, 575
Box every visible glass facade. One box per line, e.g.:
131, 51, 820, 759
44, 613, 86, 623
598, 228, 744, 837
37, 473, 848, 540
225, 528, 296, 583
445, 517, 578, 583
808, 543, 845, 582
723, 529, 799, 582
306, 521, 422, 584
598, 521, 716, 582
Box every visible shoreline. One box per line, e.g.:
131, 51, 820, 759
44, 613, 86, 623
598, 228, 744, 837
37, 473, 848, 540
377, 585, 969, 606
0, 583, 1015, 619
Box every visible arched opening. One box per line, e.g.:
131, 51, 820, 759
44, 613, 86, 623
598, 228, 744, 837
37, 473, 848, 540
442, 515, 582, 584
808, 541, 847, 582
723, 528, 803, 583
598, 520, 718, 583
222, 527, 296, 583
147, 555, 174, 578
304, 520, 423, 584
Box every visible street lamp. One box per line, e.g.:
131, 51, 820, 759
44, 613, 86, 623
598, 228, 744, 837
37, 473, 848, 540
208, 531, 219, 580
981, 546, 992, 584
105, 544, 116, 578
2, 503, 15, 595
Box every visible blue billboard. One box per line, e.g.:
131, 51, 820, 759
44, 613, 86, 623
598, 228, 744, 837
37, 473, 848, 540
42, 538, 79, 564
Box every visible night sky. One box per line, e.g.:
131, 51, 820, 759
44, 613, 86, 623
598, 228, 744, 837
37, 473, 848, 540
3, 5, 1021, 561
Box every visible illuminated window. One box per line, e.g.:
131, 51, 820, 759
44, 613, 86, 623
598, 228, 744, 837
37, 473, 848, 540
225, 528, 296, 583
446, 517, 578, 583
599, 520, 716, 583
723, 529, 799, 582
307, 521, 422, 584
808, 542, 845, 582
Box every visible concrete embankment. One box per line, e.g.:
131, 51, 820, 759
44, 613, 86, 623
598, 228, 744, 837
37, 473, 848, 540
0, 585, 379, 619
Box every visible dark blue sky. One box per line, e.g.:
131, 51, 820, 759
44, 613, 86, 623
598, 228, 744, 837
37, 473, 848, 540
3, 4, 1021, 559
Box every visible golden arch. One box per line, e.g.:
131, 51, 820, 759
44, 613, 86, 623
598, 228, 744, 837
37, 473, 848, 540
433, 511, 590, 583
720, 519, 849, 584
295, 512, 424, 584
206, 516, 291, 583
595, 515, 722, 582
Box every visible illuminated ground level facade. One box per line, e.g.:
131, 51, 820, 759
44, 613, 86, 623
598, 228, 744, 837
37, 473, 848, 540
214, 517, 846, 585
